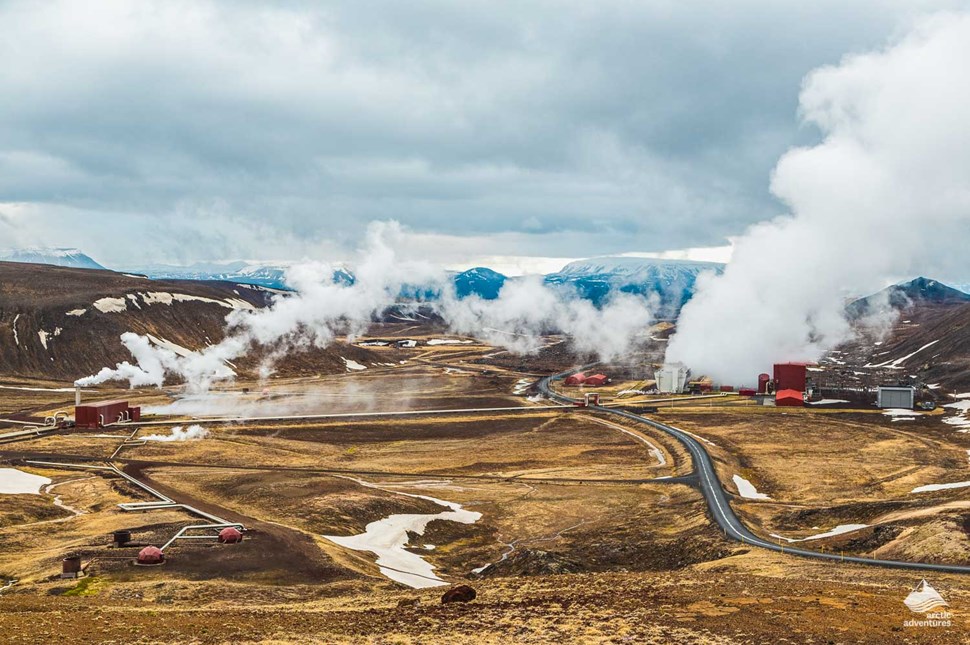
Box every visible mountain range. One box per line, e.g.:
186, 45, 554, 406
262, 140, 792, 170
0, 247, 106, 270
0, 248, 727, 313
6, 248, 969, 320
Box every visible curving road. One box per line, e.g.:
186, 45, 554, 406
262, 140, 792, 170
538, 372, 970, 575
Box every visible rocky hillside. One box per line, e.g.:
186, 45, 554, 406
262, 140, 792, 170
834, 278, 970, 393
0, 262, 387, 382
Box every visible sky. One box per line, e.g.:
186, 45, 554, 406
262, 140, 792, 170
1, 0, 968, 270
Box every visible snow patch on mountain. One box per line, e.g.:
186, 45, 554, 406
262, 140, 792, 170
0, 247, 106, 270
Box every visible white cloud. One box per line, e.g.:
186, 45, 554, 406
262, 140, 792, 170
1, 0, 958, 264
667, 12, 970, 383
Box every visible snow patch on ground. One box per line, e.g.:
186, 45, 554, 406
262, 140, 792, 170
37, 327, 61, 350
94, 292, 255, 313
342, 358, 367, 371
93, 297, 128, 313
323, 478, 481, 588
882, 408, 921, 422
866, 340, 939, 369
911, 480, 970, 493
145, 334, 195, 358
65, 309, 86, 317
0, 468, 51, 495
11, 314, 20, 346
733, 474, 770, 500
770, 524, 868, 543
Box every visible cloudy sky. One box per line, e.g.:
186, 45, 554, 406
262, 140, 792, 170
1, 0, 967, 271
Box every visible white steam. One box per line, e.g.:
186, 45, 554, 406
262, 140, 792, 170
77, 221, 656, 390
666, 13, 970, 384
142, 424, 209, 442
441, 278, 654, 360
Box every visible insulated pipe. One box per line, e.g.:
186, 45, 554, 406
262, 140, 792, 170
75, 385, 81, 407
160, 523, 246, 551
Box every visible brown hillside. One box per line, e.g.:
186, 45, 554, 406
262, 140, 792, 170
0, 262, 388, 382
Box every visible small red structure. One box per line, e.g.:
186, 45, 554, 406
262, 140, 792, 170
564, 372, 587, 386
75, 400, 134, 429
218, 527, 243, 544
738, 388, 757, 397
136, 546, 164, 565
719, 385, 734, 392
775, 389, 804, 407
757, 373, 771, 394
583, 374, 609, 386
773, 363, 809, 393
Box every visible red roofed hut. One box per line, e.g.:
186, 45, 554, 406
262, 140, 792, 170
775, 389, 804, 407
583, 374, 610, 387
136, 546, 164, 565
564, 372, 587, 386
218, 527, 243, 544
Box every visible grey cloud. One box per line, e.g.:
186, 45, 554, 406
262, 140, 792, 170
1, 0, 966, 264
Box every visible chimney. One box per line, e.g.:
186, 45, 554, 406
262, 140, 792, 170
75, 385, 81, 407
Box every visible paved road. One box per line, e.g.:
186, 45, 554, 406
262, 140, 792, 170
539, 372, 970, 575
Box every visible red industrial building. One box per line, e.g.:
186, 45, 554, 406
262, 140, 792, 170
773, 363, 809, 393
738, 387, 757, 397
564, 372, 587, 386
583, 374, 610, 387
75, 400, 141, 429
775, 389, 805, 407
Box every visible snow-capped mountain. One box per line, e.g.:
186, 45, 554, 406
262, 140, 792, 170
126, 261, 291, 289
544, 256, 725, 315
846, 276, 970, 318
0, 247, 106, 270
124, 261, 355, 290
453, 267, 507, 299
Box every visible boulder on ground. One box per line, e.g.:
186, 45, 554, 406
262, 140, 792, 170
441, 585, 476, 604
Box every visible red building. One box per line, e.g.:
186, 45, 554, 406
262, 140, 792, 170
775, 389, 804, 407
564, 372, 587, 386
75, 400, 140, 429
773, 363, 809, 392
583, 374, 609, 386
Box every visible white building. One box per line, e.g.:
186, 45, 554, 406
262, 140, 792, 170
877, 386, 916, 410
655, 363, 689, 394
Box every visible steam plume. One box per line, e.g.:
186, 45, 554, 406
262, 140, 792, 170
77, 222, 656, 390
142, 425, 209, 442
666, 13, 970, 384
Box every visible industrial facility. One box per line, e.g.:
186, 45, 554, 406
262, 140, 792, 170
655, 363, 689, 394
